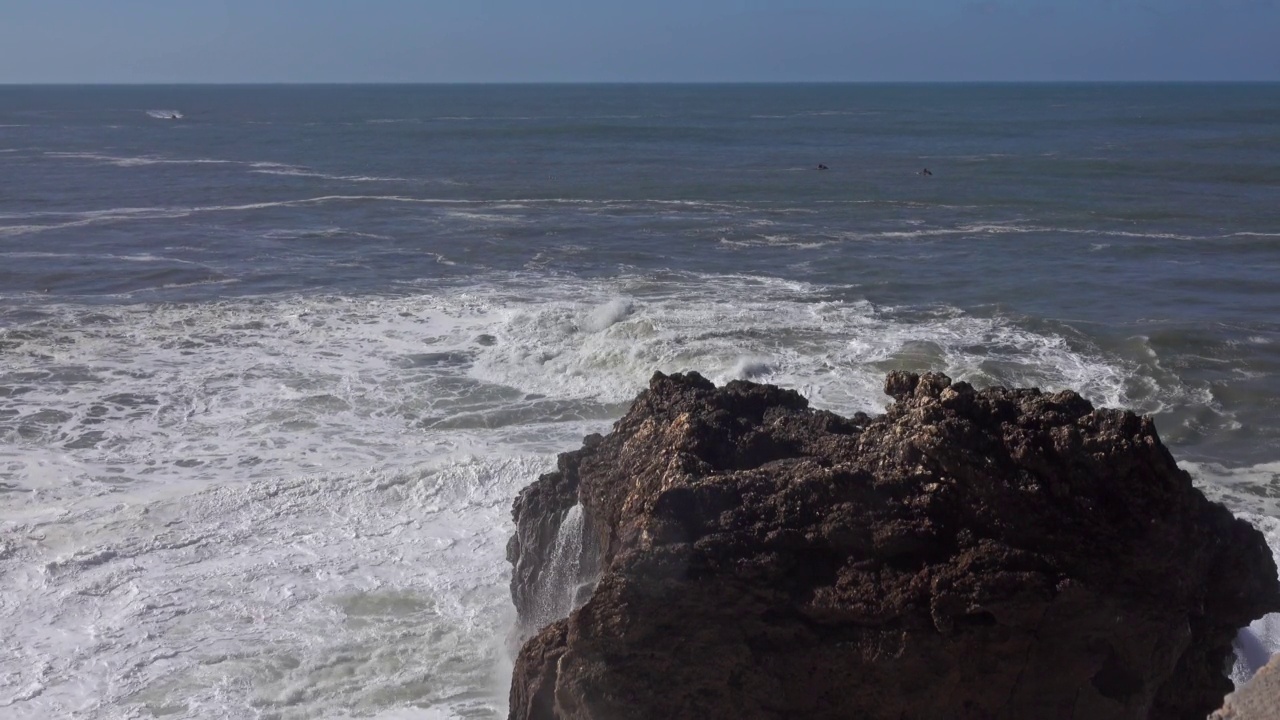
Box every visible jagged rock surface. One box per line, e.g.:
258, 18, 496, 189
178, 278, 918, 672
507, 371, 1280, 720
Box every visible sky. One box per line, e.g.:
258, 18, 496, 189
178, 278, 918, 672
0, 0, 1277, 83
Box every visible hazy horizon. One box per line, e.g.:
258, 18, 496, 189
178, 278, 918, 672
1, 0, 1277, 84
4, 80, 1280, 86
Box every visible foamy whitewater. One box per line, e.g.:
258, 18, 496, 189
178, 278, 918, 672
2, 84, 1279, 718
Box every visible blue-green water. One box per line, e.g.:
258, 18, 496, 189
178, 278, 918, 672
2, 84, 1279, 718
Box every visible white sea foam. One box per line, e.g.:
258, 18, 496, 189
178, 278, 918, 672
860, 223, 1207, 243
425, 274, 1148, 417
1, 454, 535, 719
0, 207, 195, 236
0, 273, 1258, 718
262, 227, 393, 241
721, 234, 833, 249
251, 168, 412, 183
1184, 461, 1280, 520
581, 298, 633, 332
1226, 513, 1280, 684
0, 196, 614, 236
0, 293, 578, 718
0, 197, 424, 237
46, 152, 229, 167
439, 210, 526, 225
42, 151, 443, 186
731, 357, 774, 380
0, 196, 826, 239
1, 251, 202, 266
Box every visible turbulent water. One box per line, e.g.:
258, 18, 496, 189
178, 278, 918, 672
1, 84, 1279, 718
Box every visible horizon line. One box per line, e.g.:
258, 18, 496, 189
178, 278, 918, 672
2, 79, 1279, 87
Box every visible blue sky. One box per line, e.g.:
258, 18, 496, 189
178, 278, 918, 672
1, 0, 1276, 83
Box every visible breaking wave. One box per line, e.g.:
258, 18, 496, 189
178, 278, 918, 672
0, 271, 1268, 718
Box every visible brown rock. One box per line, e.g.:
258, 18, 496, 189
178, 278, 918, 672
507, 371, 1280, 720
1213, 653, 1280, 719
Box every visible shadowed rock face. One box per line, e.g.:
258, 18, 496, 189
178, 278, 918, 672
506, 371, 1280, 720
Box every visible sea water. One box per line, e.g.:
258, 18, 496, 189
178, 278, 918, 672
1, 83, 1279, 718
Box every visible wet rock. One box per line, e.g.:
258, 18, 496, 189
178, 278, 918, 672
507, 371, 1280, 720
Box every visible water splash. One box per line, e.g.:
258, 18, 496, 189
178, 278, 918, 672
531, 504, 587, 629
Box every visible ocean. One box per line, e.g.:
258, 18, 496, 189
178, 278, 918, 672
2, 83, 1278, 718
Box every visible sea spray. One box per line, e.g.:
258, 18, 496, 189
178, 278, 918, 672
531, 504, 587, 630
582, 298, 633, 332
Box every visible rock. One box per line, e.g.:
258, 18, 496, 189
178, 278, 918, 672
507, 371, 1280, 720
1213, 654, 1280, 719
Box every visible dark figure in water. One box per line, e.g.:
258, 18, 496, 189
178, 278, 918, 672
920, 168, 933, 176
817, 164, 829, 170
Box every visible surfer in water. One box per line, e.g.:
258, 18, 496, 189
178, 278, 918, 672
817, 164, 829, 170
920, 168, 933, 176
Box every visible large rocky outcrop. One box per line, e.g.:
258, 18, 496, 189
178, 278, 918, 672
506, 371, 1280, 720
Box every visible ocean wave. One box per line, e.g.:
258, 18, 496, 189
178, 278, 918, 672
423, 274, 1145, 415
0, 197, 432, 236
0, 206, 172, 220
45, 152, 232, 167
0, 452, 531, 719
432, 115, 548, 121
440, 209, 527, 224
0, 272, 1150, 481
823, 222, 1235, 243
751, 110, 883, 119
0, 272, 1256, 718
0, 196, 747, 236
582, 298, 634, 332
251, 167, 412, 183
1184, 461, 1280, 518
0, 251, 202, 266
719, 235, 833, 250
0, 207, 194, 236
262, 227, 392, 241
1, 194, 1256, 248
43, 152, 440, 185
